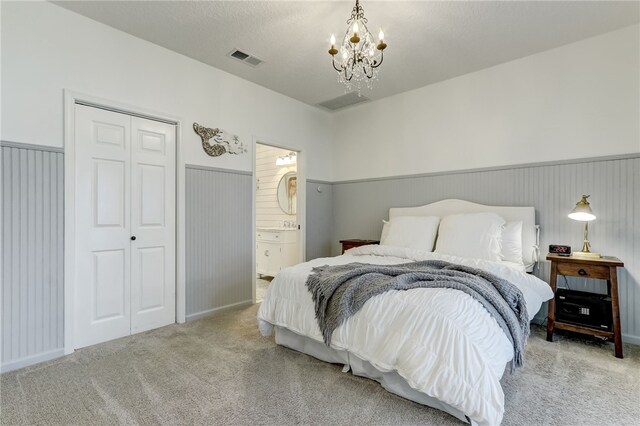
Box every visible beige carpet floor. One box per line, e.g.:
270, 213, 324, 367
2, 303, 639, 426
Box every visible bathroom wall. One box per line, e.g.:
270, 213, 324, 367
255, 144, 298, 228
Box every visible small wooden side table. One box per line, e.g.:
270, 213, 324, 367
340, 239, 380, 254
546, 254, 625, 358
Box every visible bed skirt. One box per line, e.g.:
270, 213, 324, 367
274, 326, 475, 425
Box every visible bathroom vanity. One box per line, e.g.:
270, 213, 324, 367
256, 228, 299, 277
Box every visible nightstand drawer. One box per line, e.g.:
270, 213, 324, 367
557, 263, 610, 279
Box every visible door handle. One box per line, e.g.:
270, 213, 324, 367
264, 250, 269, 257
131, 236, 137, 241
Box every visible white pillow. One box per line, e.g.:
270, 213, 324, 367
435, 213, 506, 262
501, 221, 524, 265
381, 216, 440, 252
380, 220, 390, 244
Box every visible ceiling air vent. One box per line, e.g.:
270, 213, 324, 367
317, 92, 370, 111
227, 49, 264, 67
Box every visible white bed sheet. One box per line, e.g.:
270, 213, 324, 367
257, 245, 553, 426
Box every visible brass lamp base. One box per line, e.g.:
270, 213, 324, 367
572, 222, 600, 258
572, 251, 601, 259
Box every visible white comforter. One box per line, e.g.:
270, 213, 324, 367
257, 245, 553, 426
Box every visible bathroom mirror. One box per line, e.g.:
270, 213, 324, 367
277, 172, 297, 215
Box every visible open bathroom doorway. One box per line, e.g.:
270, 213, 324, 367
253, 142, 305, 303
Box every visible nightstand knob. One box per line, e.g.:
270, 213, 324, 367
578, 268, 587, 276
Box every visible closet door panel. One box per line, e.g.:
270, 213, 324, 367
130, 117, 176, 333
74, 105, 132, 349
136, 246, 166, 311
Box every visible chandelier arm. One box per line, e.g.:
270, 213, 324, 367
344, 57, 355, 81
331, 58, 343, 73
359, 56, 370, 75
371, 51, 384, 69
363, 62, 374, 79
343, 66, 353, 82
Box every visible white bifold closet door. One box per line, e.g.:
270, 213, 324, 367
74, 105, 176, 349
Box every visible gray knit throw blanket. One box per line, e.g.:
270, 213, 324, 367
306, 260, 530, 370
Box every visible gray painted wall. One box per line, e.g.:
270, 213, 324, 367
306, 180, 334, 261
185, 166, 253, 320
1, 145, 65, 372
332, 155, 640, 343
183, 169, 337, 319
2, 142, 637, 372
0, 144, 334, 371
183, 170, 335, 321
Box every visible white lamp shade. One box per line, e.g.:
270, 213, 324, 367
568, 211, 596, 221
568, 195, 596, 221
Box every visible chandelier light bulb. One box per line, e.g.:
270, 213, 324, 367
353, 21, 359, 34
330, 34, 336, 46
378, 29, 384, 41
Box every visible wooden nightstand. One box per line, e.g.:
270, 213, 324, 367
546, 254, 625, 358
340, 239, 380, 254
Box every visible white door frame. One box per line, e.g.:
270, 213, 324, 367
63, 89, 186, 354
251, 137, 306, 303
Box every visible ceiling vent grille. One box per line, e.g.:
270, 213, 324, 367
227, 49, 264, 67
317, 92, 370, 111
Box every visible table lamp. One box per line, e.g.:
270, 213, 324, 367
568, 194, 600, 258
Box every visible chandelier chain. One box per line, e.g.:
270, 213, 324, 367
347, 0, 368, 25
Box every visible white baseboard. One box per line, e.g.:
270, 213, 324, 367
622, 333, 640, 346
531, 315, 546, 325
186, 300, 253, 322
1, 348, 65, 374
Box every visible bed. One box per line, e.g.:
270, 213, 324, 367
257, 200, 553, 426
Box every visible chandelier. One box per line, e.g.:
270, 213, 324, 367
327, 0, 387, 93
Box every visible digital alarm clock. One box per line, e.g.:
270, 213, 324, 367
549, 244, 572, 256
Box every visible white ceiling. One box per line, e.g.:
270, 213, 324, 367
53, 1, 640, 109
